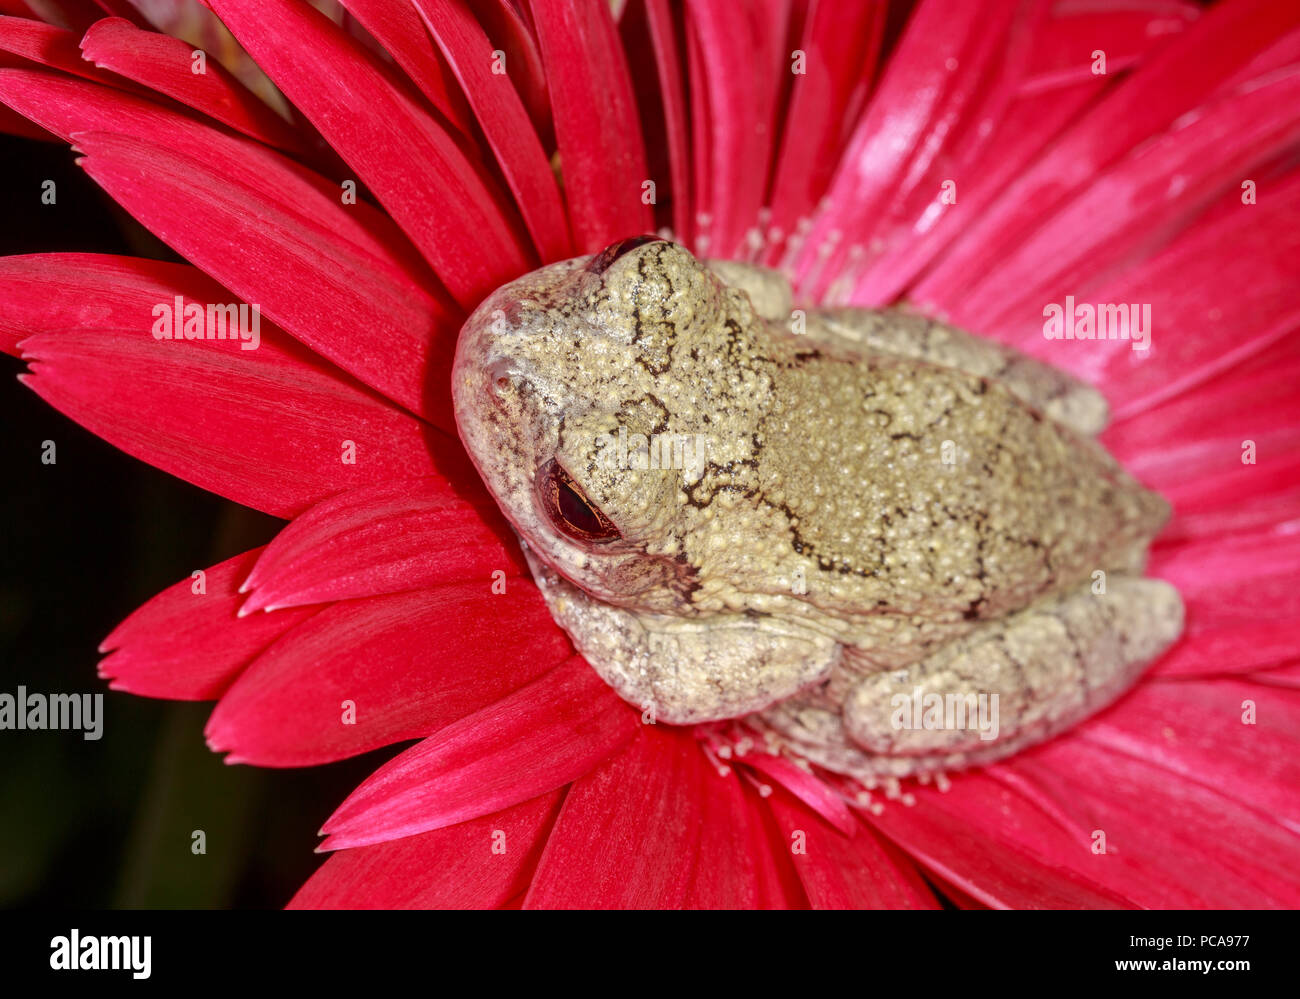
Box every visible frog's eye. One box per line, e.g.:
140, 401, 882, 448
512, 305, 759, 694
536, 460, 621, 544
588, 235, 666, 274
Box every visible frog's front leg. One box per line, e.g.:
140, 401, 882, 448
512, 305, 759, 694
838, 575, 1183, 774
523, 547, 840, 724
707, 259, 794, 323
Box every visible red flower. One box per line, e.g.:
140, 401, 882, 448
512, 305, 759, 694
3, 0, 1299, 908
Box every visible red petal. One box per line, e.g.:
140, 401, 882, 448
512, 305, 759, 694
1, 252, 231, 355
765, 787, 939, 909
1156, 438, 1300, 546
318, 655, 636, 848
0, 70, 462, 427
1074, 173, 1300, 420
1020, 2, 1198, 93
847, 0, 1189, 303
332, 0, 475, 137
79, 17, 311, 154
1251, 660, 1300, 690
681, 0, 785, 257
850, 9, 1202, 303
80, 133, 463, 430
852, 81, 1096, 305
742, 752, 856, 835
913, 0, 1300, 308
476, 0, 553, 146
207, 0, 533, 307
1107, 341, 1300, 490
289, 791, 564, 909
240, 475, 523, 613
206, 584, 573, 766
19, 319, 458, 517
682, 764, 800, 908
683, 8, 710, 248
620, 0, 692, 241
1148, 526, 1300, 678
0, 13, 145, 91
1, 253, 466, 515
1217, 22, 1300, 95
790, 0, 1012, 294
522, 725, 704, 908
529, 0, 652, 252
866, 775, 1132, 909
413, 0, 570, 262
12, 253, 458, 518
1128, 335, 1300, 549
1003, 707, 1300, 907
953, 65, 1300, 334
1080, 677, 1300, 834
763, 0, 884, 256
877, 669, 1300, 909
98, 548, 316, 700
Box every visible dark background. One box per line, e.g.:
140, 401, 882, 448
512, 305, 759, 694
1, 132, 388, 908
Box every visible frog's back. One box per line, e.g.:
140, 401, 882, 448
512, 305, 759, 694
746, 332, 1168, 628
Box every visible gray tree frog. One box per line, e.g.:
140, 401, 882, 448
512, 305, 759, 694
452, 237, 1183, 779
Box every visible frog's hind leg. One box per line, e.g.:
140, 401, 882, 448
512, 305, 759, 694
702, 261, 1109, 435
763, 576, 1183, 780
807, 308, 1110, 436
844, 575, 1183, 774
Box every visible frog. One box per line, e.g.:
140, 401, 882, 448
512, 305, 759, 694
451, 236, 1184, 779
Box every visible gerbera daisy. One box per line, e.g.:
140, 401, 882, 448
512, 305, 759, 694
2, 0, 1298, 909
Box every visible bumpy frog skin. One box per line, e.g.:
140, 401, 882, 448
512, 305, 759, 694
452, 238, 1184, 779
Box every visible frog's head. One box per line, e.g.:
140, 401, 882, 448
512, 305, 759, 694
452, 237, 737, 611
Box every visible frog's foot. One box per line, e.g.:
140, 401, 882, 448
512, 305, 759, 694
807, 308, 1110, 436
524, 546, 840, 724
762, 576, 1183, 779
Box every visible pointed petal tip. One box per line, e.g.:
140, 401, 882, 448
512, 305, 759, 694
14, 333, 36, 358
315, 829, 353, 851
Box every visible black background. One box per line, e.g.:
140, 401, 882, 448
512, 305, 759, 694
0, 131, 387, 908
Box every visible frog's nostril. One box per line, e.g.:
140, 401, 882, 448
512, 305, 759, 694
485, 361, 518, 401
587, 235, 668, 274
